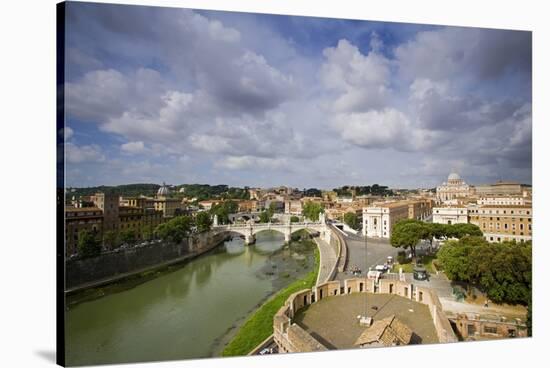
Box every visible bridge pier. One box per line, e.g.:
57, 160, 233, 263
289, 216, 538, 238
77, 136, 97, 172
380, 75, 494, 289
284, 232, 291, 243
244, 234, 256, 245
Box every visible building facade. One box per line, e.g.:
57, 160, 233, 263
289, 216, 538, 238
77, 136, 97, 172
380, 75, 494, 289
285, 200, 303, 215
432, 207, 469, 225
475, 181, 530, 196
65, 207, 103, 255
477, 196, 530, 206
91, 192, 119, 232
436, 172, 473, 203
362, 202, 409, 238
468, 204, 532, 243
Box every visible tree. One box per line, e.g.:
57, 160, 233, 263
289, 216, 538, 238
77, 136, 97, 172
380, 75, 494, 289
142, 224, 154, 241
343, 212, 359, 230
259, 211, 271, 223
210, 200, 239, 224
103, 230, 120, 250
120, 229, 137, 244
390, 219, 426, 259
302, 201, 324, 221
290, 215, 300, 223
155, 216, 193, 243
437, 238, 532, 305
267, 202, 277, 218
449, 223, 483, 238
195, 211, 213, 232
77, 230, 101, 258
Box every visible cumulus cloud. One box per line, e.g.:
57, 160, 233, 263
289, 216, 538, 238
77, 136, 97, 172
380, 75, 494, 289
332, 108, 436, 151
66, 143, 105, 163
215, 156, 291, 171
121, 141, 147, 154
61, 126, 74, 141
63, 4, 532, 187
321, 38, 391, 112
395, 27, 531, 82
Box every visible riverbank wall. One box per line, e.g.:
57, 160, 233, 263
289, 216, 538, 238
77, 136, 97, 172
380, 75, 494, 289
65, 231, 229, 292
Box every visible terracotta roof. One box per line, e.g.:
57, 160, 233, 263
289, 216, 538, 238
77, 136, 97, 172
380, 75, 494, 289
355, 315, 413, 347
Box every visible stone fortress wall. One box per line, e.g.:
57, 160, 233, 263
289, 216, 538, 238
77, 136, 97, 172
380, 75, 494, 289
65, 231, 228, 291
274, 278, 458, 353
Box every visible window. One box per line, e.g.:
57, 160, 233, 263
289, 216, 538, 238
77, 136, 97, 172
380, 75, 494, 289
504, 223, 508, 230
484, 326, 498, 334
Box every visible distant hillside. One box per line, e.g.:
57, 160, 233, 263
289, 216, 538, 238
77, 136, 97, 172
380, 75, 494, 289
67, 183, 161, 198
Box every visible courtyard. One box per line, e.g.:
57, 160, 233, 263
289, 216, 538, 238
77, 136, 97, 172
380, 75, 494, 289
293, 293, 439, 349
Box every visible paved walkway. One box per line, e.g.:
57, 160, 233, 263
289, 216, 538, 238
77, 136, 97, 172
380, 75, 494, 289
313, 236, 337, 285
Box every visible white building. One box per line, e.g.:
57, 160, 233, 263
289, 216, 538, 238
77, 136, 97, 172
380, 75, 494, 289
432, 207, 469, 225
477, 196, 530, 206
436, 172, 473, 203
362, 202, 409, 238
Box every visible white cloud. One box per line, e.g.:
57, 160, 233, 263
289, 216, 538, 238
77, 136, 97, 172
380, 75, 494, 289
66, 143, 105, 163
332, 108, 436, 151
61, 126, 74, 141
321, 38, 391, 112
121, 141, 146, 154
215, 155, 290, 171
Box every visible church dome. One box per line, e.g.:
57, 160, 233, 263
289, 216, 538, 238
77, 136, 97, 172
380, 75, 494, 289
157, 182, 170, 196
448, 172, 461, 181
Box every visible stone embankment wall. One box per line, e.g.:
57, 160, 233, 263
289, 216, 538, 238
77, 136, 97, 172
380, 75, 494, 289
66, 231, 229, 291
274, 278, 458, 353
328, 224, 348, 273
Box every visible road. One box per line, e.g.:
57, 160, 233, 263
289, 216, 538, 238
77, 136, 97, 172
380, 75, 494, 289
334, 232, 399, 281
313, 236, 337, 285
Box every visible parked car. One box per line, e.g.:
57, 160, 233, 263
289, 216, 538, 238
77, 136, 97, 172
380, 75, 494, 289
413, 266, 428, 281
259, 348, 273, 355
374, 264, 388, 273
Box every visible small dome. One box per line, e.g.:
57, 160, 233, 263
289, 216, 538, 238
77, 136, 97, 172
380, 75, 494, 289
448, 172, 461, 181
157, 182, 170, 196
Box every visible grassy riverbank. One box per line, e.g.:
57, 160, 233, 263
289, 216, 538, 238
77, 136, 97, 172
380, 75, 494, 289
222, 245, 320, 357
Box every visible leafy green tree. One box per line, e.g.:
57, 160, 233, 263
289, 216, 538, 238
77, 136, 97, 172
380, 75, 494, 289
195, 211, 213, 232
103, 230, 120, 250
437, 237, 531, 305
302, 201, 324, 221
290, 215, 300, 223
142, 224, 154, 241
430, 223, 448, 240
120, 229, 137, 244
77, 230, 101, 258
267, 202, 277, 218
450, 223, 483, 238
155, 216, 193, 243
390, 219, 426, 259
343, 212, 360, 230
259, 211, 271, 223
210, 200, 239, 224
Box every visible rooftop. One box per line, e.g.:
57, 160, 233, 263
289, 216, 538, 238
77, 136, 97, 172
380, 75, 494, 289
293, 293, 438, 349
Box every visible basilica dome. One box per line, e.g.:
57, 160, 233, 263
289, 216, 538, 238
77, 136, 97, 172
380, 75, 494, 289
448, 172, 461, 181
157, 182, 170, 196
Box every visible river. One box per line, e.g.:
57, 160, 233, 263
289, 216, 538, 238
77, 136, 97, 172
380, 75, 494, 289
65, 230, 316, 366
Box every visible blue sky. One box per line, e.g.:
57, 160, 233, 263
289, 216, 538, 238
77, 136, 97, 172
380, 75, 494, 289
63, 2, 532, 189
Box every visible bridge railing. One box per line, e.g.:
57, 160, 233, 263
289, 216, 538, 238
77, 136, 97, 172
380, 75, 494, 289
213, 222, 323, 229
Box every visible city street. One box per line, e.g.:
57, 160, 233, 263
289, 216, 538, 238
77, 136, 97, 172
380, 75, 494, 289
334, 232, 399, 281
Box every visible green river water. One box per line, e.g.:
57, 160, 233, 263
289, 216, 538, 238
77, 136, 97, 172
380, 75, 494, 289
65, 231, 315, 366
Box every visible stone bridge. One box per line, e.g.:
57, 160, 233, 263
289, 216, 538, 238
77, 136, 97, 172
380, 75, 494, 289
213, 213, 330, 245
227, 211, 263, 223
